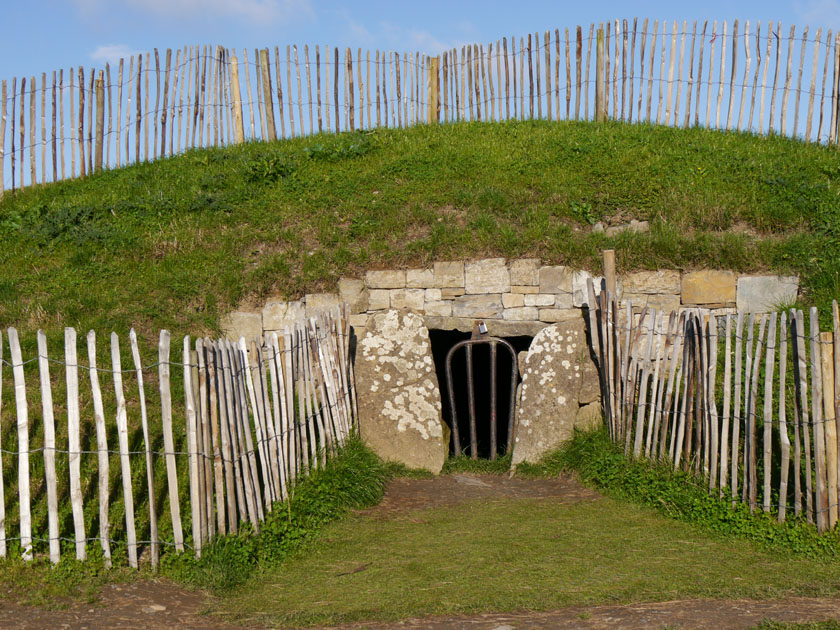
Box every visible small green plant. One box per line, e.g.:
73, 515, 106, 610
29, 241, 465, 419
570, 200, 597, 225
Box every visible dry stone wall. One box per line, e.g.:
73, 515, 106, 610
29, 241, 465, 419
221, 259, 800, 341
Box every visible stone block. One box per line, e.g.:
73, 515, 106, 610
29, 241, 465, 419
539, 308, 581, 323
368, 289, 391, 311
338, 277, 368, 313
465, 258, 510, 294
502, 293, 525, 308
390, 289, 425, 310
433, 261, 465, 288
539, 265, 572, 294
511, 285, 540, 294
622, 270, 680, 294
623, 292, 681, 313
424, 300, 453, 317
348, 313, 370, 329
262, 300, 304, 330
512, 319, 592, 466
555, 292, 575, 309
572, 270, 604, 307
366, 269, 406, 289
681, 270, 737, 305
425, 288, 442, 301
452, 294, 504, 318
305, 292, 342, 316
575, 402, 603, 431
441, 287, 465, 298
524, 293, 556, 307
605, 219, 649, 237
503, 306, 540, 321
736, 275, 799, 312
508, 258, 541, 285
221, 311, 263, 342
355, 310, 447, 473
424, 316, 546, 337
406, 268, 434, 288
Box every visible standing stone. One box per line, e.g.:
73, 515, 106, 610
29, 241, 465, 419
355, 310, 447, 473
512, 319, 600, 466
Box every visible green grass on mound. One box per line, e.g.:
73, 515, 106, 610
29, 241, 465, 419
1, 119, 838, 343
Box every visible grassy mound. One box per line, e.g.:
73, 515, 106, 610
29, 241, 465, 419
1, 119, 837, 341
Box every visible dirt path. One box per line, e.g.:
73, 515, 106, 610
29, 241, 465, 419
1, 473, 838, 629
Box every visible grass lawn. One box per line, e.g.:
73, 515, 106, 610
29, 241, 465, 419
222, 492, 840, 627
1, 119, 839, 346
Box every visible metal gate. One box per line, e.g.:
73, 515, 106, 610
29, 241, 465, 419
444, 323, 518, 460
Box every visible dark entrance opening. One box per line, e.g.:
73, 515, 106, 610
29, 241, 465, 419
429, 329, 533, 459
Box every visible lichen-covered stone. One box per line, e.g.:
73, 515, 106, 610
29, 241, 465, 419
465, 258, 510, 294
512, 319, 600, 466
433, 261, 465, 288
355, 310, 447, 473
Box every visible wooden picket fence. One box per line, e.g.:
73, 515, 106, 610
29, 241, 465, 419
2, 18, 840, 194
0, 305, 355, 566
586, 278, 840, 532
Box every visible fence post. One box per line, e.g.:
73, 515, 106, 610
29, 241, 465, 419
603, 249, 616, 294
595, 27, 606, 122
228, 53, 245, 144
427, 55, 441, 123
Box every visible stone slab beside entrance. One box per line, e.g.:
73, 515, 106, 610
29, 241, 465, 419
512, 319, 601, 466
354, 310, 448, 474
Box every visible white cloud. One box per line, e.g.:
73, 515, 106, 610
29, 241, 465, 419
124, 0, 312, 23
90, 44, 141, 65
378, 21, 470, 55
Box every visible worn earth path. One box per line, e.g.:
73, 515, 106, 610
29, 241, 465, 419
1, 474, 839, 629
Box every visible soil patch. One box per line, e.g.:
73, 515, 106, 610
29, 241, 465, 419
359, 472, 600, 519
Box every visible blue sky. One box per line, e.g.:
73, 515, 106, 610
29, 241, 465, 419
2, 1, 838, 85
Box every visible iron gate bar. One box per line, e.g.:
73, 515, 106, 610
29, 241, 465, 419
444, 335, 518, 460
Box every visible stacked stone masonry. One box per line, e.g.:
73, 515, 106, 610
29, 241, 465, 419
221, 258, 800, 341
